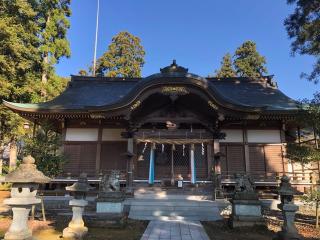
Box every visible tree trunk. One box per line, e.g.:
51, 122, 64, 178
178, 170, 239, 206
41, 58, 48, 85
0, 158, 2, 175
316, 200, 319, 229
9, 140, 17, 171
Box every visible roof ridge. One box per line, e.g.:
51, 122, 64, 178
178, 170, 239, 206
70, 75, 141, 82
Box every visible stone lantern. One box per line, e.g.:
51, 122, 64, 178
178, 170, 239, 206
274, 175, 303, 240
3, 155, 51, 240
62, 173, 92, 239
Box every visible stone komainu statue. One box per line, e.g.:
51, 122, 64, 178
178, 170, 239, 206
100, 170, 121, 193
234, 174, 255, 193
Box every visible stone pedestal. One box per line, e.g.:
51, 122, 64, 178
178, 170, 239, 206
63, 199, 88, 239
4, 207, 33, 240
273, 203, 303, 240
96, 192, 125, 214
230, 190, 264, 228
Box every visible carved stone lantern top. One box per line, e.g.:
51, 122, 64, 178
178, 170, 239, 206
66, 173, 93, 200
278, 175, 295, 204
66, 173, 93, 193
4, 155, 51, 183
4, 155, 50, 206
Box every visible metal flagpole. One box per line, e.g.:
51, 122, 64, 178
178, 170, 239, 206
92, 0, 100, 76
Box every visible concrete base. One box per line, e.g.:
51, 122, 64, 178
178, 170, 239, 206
231, 200, 264, 228
96, 202, 124, 213
4, 230, 32, 240
231, 215, 265, 228
62, 226, 88, 239
234, 203, 262, 217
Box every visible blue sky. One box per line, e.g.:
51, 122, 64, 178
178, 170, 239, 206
56, 0, 319, 100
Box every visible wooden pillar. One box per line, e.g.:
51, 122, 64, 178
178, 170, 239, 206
95, 122, 103, 175
190, 144, 196, 184
207, 144, 213, 178
126, 137, 134, 194
213, 140, 221, 174
281, 122, 289, 175
243, 125, 250, 173
148, 143, 155, 185
212, 139, 223, 200
60, 119, 66, 155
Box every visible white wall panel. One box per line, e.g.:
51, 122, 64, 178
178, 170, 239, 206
65, 128, 98, 141
247, 130, 281, 143
220, 129, 243, 142
102, 128, 125, 141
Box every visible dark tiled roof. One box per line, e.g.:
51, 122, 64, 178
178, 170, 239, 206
3, 69, 299, 113
208, 79, 298, 111
39, 78, 138, 110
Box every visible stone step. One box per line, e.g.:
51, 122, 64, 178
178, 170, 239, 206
129, 210, 220, 217
130, 205, 221, 212
128, 215, 222, 221
133, 193, 212, 200
126, 199, 228, 207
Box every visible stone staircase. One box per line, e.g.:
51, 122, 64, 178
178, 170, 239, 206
127, 188, 229, 221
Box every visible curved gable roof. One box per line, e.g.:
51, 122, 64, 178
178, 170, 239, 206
3, 62, 299, 114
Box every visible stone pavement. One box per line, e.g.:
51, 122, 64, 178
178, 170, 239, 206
140, 220, 210, 240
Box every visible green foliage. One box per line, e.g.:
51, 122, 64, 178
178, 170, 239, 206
215, 53, 236, 78
0, 0, 41, 103
301, 187, 320, 228
298, 92, 320, 137
0, 0, 70, 147
78, 69, 88, 76
36, 0, 71, 82
286, 92, 320, 164
31, 74, 70, 102
96, 31, 145, 77
301, 188, 320, 204
23, 123, 65, 177
286, 143, 320, 164
285, 0, 320, 83
0, 183, 12, 191
233, 41, 268, 78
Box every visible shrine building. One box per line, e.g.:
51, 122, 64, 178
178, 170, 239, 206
4, 61, 309, 187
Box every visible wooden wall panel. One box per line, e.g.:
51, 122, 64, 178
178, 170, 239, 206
220, 145, 227, 174
264, 145, 284, 173
100, 142, 127, 172
79, 144, 97, 176
63, 144, 81, 174
227, 145, 245, 174
249, 146, 266, 173
63, 143, 97, 176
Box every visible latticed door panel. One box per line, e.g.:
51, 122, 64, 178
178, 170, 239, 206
194, 144, 208, 179
171, 144, 190, 179
136, 142, 151, 179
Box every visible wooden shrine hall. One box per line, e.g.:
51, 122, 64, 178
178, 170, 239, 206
4, 61, 310, 187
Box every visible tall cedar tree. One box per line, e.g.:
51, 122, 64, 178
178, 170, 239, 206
36, 0, 71, 90
0, 0, 41, 144
215, 53, 237, 78
0, 1, 70, 173
233, 41, 268, 78
96, 31, 145, 77
285, 0, 320, 83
